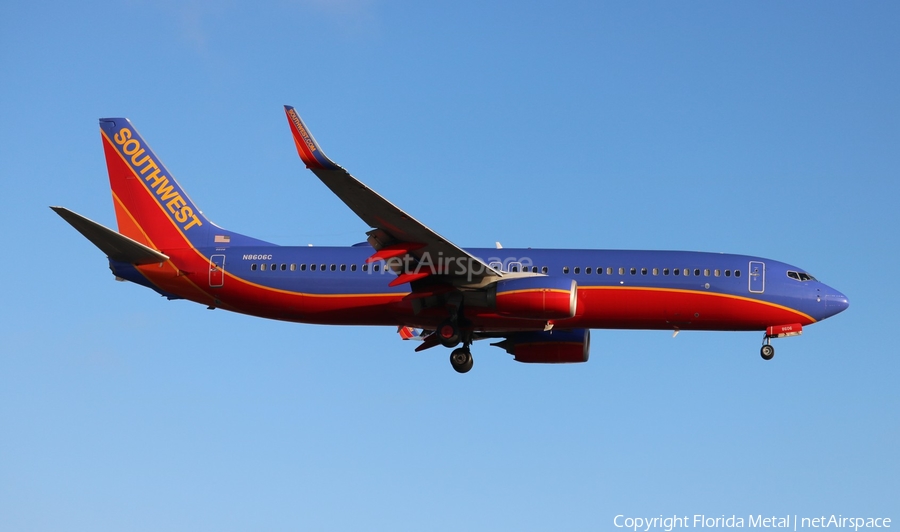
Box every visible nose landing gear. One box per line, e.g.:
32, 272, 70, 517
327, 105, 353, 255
759, 323, 802, 361
760, 342, 775, 361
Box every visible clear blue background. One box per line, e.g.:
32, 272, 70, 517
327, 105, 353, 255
1, 1, 897, 530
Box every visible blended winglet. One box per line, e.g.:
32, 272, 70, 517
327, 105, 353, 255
283, 106, 339, 170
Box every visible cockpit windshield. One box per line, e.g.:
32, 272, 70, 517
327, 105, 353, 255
787, 270, 817, 282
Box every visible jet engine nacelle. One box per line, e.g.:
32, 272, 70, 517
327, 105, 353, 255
488, 276, 577, 320
492, 329, 590, 364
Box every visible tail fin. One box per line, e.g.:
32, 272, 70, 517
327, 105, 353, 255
99, 118, 210, 251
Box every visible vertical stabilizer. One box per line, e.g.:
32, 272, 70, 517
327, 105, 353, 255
99, 118, 210, 251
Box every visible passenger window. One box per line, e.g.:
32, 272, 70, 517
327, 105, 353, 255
673, 268, 680, 276
271, 263, 277, 271
320, 264, 326, 271
694, 269, 701, 276
261, 264, 267, 271
532, 266, 538, 273
310, 264, 316, 271
703, 269, 709, 276
714, 269, 720, 277
373, 264, 380, 272
597, 267, 603, 275
351, 264, 357, 272
574, 267, 580, 274
300, 264, 307, 271
362, 264, 368, 272
340, 264, 347, 271
281, 264, 287, 271
290, 264, 296, 271
563, 266, 569, 274
586, 267, 592, 274
684, 268, 690, 276
541, 266, 548, 274
608, 267, 613, 275
619, 267, 625, 275
735, 270, 741, 277
652, 268, 658, 275
725, 269, 731, 277
641, 268, 647, 275
663, 268, 669, 275
330, 264, 336, 271
251, 264, 257, 271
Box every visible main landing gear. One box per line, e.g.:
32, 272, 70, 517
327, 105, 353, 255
437, 319, 461, 348
437, 310, 474, 373
450, 347, 473, 373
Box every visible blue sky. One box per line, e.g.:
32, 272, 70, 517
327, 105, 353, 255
1, 1, 898, 530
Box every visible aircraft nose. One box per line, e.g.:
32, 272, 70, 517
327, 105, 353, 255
822, 289, 849, 318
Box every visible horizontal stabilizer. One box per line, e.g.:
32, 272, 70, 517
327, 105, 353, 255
50, 206, 169, 265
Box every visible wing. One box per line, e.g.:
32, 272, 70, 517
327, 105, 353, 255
284, 106, 502, 288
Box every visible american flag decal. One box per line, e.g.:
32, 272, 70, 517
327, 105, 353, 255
214, 235, 231, 243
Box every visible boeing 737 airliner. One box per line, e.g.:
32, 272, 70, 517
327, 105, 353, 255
53, 106, 849, 373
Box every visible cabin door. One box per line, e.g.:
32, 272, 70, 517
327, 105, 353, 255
748, 261, 765, 293
209, 254, 225, 288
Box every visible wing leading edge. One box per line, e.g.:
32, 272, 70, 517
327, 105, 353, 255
283, 106, 502, 288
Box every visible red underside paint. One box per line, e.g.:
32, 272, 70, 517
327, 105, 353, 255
495, 289, 573, 320
570, 286, 814, 332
